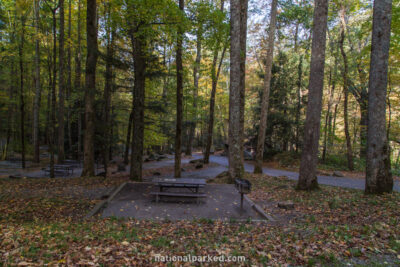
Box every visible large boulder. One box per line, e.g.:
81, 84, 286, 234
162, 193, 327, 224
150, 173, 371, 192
332, 171, 345, 177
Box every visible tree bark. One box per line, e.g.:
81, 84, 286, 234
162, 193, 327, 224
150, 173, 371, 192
239, 0, 248, 165
254, 0, 278, 173
33, 0, 41, 163
130, 35, 146, 181
365, 0, 393, 194
124, 110, 133, 165
322, 67, 336, 161
295, 55, 302, 153
174, 0, 184, 178
18, 16, 26, 169
58, 0, 65, 163
297, 0, 329, 190
81, 0, 98, 177
67, 0, 72, 156
103, 3, 115, 178
228, 0, 247, 180
204, 45, 227, 164
204, 0, 226, 164
74, 0, 82, 161
186, 25, 202, 156
339, 6, 354, 171
50, 7, 58, 178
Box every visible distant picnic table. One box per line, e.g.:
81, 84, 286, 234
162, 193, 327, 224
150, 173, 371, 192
43, 161, 80, 177
151, 178, 207, 203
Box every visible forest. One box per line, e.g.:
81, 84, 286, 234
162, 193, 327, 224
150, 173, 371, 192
0, 0, 399, 265
0, 0, 399, 190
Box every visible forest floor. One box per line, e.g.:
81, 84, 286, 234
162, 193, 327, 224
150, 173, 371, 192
1, 162, 400, 266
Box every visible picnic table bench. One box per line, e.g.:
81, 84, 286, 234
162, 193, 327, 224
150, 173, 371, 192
43, 164, 75, 177
151, 178, 207, 204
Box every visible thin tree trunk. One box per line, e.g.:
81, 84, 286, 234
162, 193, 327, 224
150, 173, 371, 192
254, 0, 278, 173
322, 69, 332, 162
339, 6, 354, 171
82, 0, 98, 177
322, 66, 336, 161
204, 45, 227, 164
75, 0, 82, 161
297, 0, 329, 190
203, 0, 226, 163
33, 0, 41, 163
103, 4, 115, 178
228, 0, 247, 180
50, 8, 58, 178
130, 35, 146, 181
124, 111, 133, 165
365, 0, 393, 194
67, 0, 72, 156
45, 45, 52, 146
186, 26, 202, 156
18, 16, 26, 169
58, 0, 65, 163
174, 0, 184, 178
295, 55, 302, 153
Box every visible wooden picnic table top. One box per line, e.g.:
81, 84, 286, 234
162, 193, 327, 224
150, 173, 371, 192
152, 178, 206, 186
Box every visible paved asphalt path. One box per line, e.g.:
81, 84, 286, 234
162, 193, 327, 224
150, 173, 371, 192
206, 155, 400, 192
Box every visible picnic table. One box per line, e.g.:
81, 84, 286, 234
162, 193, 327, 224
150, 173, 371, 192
151, 178, 207, 204
43, 164, 75, 177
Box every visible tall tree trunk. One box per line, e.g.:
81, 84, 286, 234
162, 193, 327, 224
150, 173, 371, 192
204, 45, 227, 164
82, 0, 98, 177
186, 26, 202, 156
228, 0, 247, 180
33, 0, 41, 163
295, 55, 303, 153
103, 4, 114, 178
322, 67, 336, 161
18, 16, 26, 169
58, 0, 65, 163
124, 111, 133, 165
239, 0, 248, 165
50, 9, 58, 178
297, 0, 329, 190
75, 0, 82, 161
130, 35, 146, 181
254, 0, 278, 173
204, 0, 226, 164
67, 0, 72, 156
339, 6, 354, 171
174, 0, 184, 178
45, 45, 52, 147
365, 0, 393, 194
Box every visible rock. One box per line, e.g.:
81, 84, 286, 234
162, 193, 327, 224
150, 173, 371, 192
189, 159, 203, 164
332, 171, 344, 177
117, 164, 126, 172
317, 170, 331, 176
278, 201, 295, 210
195, 163, 203, 169
153, 172, 161, 176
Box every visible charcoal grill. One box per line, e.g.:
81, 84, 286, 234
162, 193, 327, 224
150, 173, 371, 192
235, 178, 252, 209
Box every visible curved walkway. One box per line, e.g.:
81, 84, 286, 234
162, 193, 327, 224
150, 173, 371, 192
207, 155, 400, 192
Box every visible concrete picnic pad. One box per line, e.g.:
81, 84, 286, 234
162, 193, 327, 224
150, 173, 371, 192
101, 182, 264, 221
